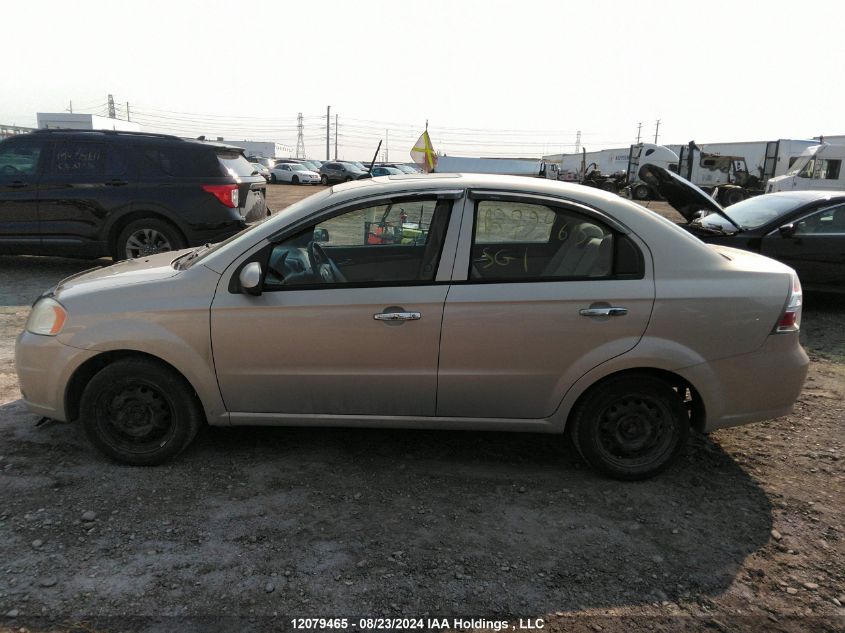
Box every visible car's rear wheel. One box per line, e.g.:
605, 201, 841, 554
79, 357, 203, 466
116, 218, 185, 261
292, 175, 300, 185
320, 175, 328, 185
568, 374, 689, 480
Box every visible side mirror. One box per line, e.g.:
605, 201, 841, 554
313, 227, 330, 242
778, 223, 796, 238
239, 261, 263, 296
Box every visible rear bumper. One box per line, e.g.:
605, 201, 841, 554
678, 333, 809, 432
15, 331, 96, 421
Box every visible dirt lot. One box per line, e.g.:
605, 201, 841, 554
0, 184, 843, 633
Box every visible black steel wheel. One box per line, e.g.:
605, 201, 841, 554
80, 357, 203, 466
569, 374, 688, 480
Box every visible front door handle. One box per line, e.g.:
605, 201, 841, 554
374, 311, 421, 322
579, 307, 628, 317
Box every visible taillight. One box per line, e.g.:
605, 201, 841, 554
774, 273, 802, 333
202, 184, 239, 208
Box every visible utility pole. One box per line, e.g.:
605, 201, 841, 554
326, 105, 331, 160
385, 129, 389, 162
126, 102, 130, 122
574, 130, 581, 153
66, 101, 73, 114
295, 112, 306, 158
636, 122, 642, 143
107, 94, 116, 119
653, 119, 661, 144
334, 113, 338, 160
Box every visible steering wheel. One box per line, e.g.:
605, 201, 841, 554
307, 241, 346, 283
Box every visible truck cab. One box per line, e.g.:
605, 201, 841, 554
767, 144, 845, 193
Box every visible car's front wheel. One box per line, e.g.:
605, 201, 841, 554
116, 218, 185, 261
79, 357, 203, 466
568, 374, 689, 480
292, 175, 300, 185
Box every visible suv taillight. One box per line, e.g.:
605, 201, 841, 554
202, 184, 239, 208
775, 273, 802, 333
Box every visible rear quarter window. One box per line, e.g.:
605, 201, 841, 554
135, 144, 220, 177
218, 151, 258, 178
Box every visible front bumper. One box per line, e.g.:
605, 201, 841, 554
15, 331, 97, 421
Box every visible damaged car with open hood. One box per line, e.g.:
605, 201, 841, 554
639, 164, 845, 293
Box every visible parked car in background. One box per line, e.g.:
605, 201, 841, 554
250, 162, 271, 182
387, 163, 420, 174
269, 162, 321, 185
16, 174, 808, 479
370, 166, 404, 177
319, 161, 367, 185
0, 129, 267, 260
640, 164, 845, 293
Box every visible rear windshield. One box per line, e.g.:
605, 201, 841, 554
218, 151, 259, 178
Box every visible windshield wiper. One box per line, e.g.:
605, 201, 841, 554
174, 244, 212, 270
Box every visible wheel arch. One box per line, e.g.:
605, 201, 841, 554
560, 367, 706, 434
64, 349, 210, 425
105, 210, 189, 257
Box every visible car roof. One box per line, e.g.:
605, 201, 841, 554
199, 172, 727, 275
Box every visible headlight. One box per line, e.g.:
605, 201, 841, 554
26, 297, 67, 336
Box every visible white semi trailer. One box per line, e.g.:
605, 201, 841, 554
433, 156, 559, 179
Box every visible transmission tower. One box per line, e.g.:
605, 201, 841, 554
574, 130, 581, 153
107, 94, 116, 119
295, 112, 306, 158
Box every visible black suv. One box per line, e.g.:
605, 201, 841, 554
318, 161, 368, 185
0, 129, 268, 260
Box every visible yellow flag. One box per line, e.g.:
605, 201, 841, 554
410, 129, 437, 172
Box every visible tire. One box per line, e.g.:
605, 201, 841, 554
568, 374, 689, 480
115, 218, 185, 261
344, 176, 353, 182
292, 175, 299, 185
79, 357, 204, 466
600, 180, 618, 193
632, 184, 650, 200
723, 188, 746, 206
320, 175, 329, 185
270, 174, 277, 184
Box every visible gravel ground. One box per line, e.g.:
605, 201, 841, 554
0, 185, 843, 633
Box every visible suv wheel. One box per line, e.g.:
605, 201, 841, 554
116, 218, 185, 261
80, 357, 203, 466
320, 174, 328, 185
568, 374, 689, 480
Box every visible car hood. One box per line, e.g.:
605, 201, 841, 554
638, 164, 741, 229
53, 250, 186, 297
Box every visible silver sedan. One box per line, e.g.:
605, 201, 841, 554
15, 174, 808, 479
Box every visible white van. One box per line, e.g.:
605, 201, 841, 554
767, 144, 845, 192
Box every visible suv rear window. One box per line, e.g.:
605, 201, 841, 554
218, 151, 258, 178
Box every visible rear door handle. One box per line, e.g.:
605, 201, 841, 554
579, 307, 628, 317
374, 312, 421, 321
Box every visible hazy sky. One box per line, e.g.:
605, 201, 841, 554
3, 0, 843, 159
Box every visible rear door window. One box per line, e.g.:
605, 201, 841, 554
470, 199, 641, 281
48, 141, 106, 177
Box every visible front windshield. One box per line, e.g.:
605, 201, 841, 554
702, 195, 803, 230
184, 187, 335, 268
787, 151, 817, 177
